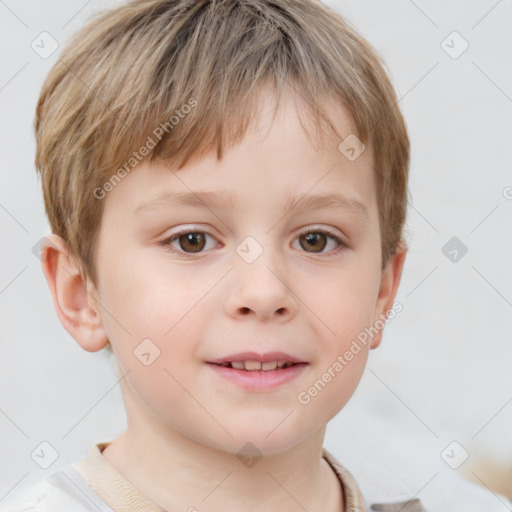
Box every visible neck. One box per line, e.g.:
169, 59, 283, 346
102, 425, 343, 512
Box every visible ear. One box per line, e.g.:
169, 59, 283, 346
40, 234, 109, 352
370, 242, 407, 350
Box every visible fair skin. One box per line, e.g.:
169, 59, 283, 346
42, 87, 406, 512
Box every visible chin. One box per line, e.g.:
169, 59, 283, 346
204, 423, 312, 458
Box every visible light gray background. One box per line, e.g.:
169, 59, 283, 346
1, 0, 511, 507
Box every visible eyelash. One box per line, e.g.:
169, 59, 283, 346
159, 227, 350, 259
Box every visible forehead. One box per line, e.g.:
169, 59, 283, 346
103, 86, 376, 220
247, 83, 363, 153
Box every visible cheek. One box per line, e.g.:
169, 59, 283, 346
119, 352, 214, 439
106, 302, 210, 423
300, 276, 376, 411
99, 260, 213, 365
297, 343, 369, 426
309, 271, 379, 345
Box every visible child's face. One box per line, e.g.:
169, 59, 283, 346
87, 88, 404, 455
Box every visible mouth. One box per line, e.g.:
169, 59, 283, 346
207, 351, 307, 370
211, 360, 303, 371
205, 352, 309, 391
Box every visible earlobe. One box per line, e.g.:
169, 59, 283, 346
370, 243, 408, 350
40, 234, 109, 353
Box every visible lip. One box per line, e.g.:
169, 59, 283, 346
208, 351, 306, 364
206, 359, 308, 392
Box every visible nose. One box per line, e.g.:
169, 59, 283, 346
224, 247, 299, 323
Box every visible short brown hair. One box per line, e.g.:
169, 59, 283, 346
35, 0, 410, 289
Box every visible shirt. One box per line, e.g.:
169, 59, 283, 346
0, 440, 426, 512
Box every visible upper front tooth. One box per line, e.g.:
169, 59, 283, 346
229, 360, 288, 370
244, 360, 262, 370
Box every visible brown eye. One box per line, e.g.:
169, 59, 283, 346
298, 232, 328, 253
177, 232, 206, 253
162, 230, 216, 255
293, 229, 347, 256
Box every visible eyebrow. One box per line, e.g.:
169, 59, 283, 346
135, 189, 368, 220
135, 190, 236, 213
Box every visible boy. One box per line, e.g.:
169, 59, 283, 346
4, 0, 427, 510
